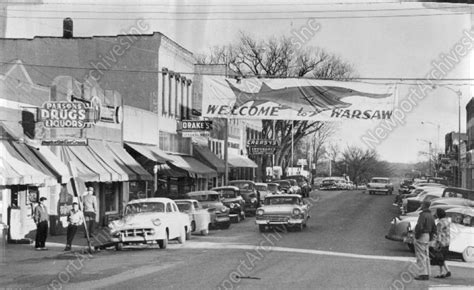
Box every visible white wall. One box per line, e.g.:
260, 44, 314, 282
123, 105, 159, 145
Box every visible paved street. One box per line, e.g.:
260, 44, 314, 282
2, 189, 474, 289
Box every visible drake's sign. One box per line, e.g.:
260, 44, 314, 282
178, 120, 213, 137
38, 101, 98, 128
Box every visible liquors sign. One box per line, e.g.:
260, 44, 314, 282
38, 101, 98, 128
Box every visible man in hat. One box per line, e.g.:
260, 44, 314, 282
413, 200, 437, 280
82, 187, 97, 236
33, 197, 49, 250
64, 202, 84, 251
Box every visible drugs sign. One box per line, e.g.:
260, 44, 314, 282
38, 101, 97, 128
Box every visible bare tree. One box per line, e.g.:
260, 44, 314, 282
198, 32, 356, 176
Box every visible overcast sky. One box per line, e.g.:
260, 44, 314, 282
4, 0, 473, 163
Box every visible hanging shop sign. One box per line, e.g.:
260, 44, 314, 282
37, 101, 99, 129
247, 139, 278, 155
201, 77, 396, 121
178, 120, 213, 137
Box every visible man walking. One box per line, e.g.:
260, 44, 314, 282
82, 187, 97, 237
64, 202, 84, 251
414, 200, 437, 280
33, 197, 49, 250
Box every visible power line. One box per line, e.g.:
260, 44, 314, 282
1, 60, 473, 85
2, 1, 410, 7
0, 11, 469, 21
7, 5, 472, 14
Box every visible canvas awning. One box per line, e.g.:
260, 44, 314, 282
60, 145, 115, 182
106, 142, 153, 181
193, 144, 226, 174
228, 153, 258, 168
125, 142, 171, 164
166, 154, 217, 179
0, 140, 57, 186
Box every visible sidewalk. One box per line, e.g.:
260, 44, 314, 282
2, 227, 112, 265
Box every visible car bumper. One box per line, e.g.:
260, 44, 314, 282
215, 216, 230, 224
110, 233, 164, 243
255, 218, 304, 226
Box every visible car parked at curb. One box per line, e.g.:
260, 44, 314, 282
211, 186, 246, 223
184, 191, 231, 229
108, 198, 191, 250
228, 180, 260, 215
284, 175, 311, 197
255, 194, 310, 232
175, 199, 211, 236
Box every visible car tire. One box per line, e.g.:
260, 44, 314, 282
222, 222, 231, 230
258, 225, 266, 232
241, 212, 246, 220
178, 227, 186, 244
115, 242, 123, 251
158, 232, 168, 249
295, 223, 303, 231
201, 229, 209, 236
462, 246, 474, 262
191, 221, 196, 233
186, 227, 192, 240
407, 243, 414, 253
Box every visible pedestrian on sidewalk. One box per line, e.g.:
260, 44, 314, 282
432, 208, 452, 279
413, 201, 437, 281
64, 202, 84, 251
83, 187, 97, 237
33, 197, 49, 250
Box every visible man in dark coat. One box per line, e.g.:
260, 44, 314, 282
414, 200, 437, 280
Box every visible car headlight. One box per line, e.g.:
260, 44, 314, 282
220, 207, 228, 213
230, 203, 236, 208
292, 208, 301, 216
152, 218, 161, 226
256, 209, 264, 216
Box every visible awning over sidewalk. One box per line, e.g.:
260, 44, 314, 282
60, 146, 114, 182
125, 142, 171, 164
228, 153, 258, 168
193, 145, 226, 174
166, 154, 218, 179
105, 142, 153, 181
0, 140, 57, 186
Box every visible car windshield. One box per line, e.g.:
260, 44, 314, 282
230, 182, 253, 190
256, 185, 267, 191
267, 184, 278, 191
176, 202, 192, 212
276, 181, 290, 187
371, 179, 388, 183
220, 190, 237, 198
447, 212, 474, 227
264, 197, 299, 205
125, 202, 165, 214
192, 194, 221, 202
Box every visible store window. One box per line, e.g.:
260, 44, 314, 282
129, 181, 148, 201
104, 183, 118, 214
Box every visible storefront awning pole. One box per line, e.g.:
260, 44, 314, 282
224, 117, 229, 185
65, 147, 93, 253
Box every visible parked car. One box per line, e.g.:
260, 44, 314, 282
267, 182, 283, 195
256, 194, 310, 232
312, 177, 326, 189
108, 198, 191, 250
285, 175, 311, 197
228, 180, 259, 216
255, 183, 271, 201
404, 187, 445, 213
367, 177, 394, 195
272, 180, 293, 193
175, 199, 211, 236
320, 178, 339, 190
211, 186, 246, 222
286, 179, 302, 195
184, 191, 231, 229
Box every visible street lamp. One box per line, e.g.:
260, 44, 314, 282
420, 121, 440, 154
436, 86, 462, 187
417, 138, 433, 177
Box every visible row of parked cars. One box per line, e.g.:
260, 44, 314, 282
316, 177, 356, 191
385, 179, 474, 262
105, 177, 312, 250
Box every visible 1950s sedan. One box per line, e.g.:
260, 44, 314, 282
108, 198, 191, 250
175, 199, 211, 236
211, 186, 246, 223
255, 194, 310, 232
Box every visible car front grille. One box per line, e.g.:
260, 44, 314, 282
258, 215, 289, 222
119, 228, 154, 237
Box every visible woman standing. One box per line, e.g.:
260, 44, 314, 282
433, 208, 451, 278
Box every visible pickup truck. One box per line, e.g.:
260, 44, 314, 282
367, 177, 394, 195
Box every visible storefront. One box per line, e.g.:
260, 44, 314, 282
228, 152, 258, 181
192, 144, 226, 188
